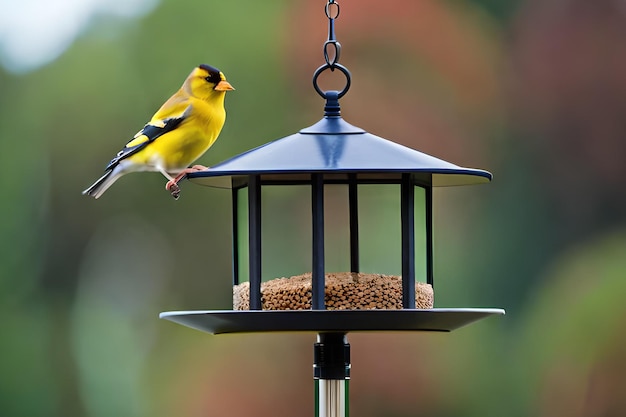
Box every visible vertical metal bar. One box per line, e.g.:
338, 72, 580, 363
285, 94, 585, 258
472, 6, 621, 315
231, 187, 239, 286
248, 175, 262, 310
318, 380, 346, 417
312, 173, 326, 310
401, 174, 416, 309
314, 333, 350, 417
345, 379, 350, 417
348, 174, 359, 273
425, 185, 434, 289
315, 379, 320, 417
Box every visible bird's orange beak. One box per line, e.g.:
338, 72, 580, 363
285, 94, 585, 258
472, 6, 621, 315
215, 80, 235, 91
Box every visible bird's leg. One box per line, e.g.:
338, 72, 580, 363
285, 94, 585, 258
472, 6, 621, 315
157, 168, 181, 200
163, 166, 210, 200
164, 166, 208, 189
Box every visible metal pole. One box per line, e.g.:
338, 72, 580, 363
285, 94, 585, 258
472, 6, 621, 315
312, 173, 326, 310
248, 175, 262, 310
401, 174, 416, 308
314, 333, 350, 417
348, 174, 359, 273
425, 186, 434, 288
232, 187, 239, 286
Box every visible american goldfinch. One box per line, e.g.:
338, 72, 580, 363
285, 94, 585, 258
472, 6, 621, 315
82, 64, 234, 199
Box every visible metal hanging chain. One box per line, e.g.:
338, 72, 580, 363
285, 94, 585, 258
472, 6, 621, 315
324, 0, 341, 70
313, 0, 351, 100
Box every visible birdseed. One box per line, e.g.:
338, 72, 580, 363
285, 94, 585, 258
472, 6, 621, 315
233, 272, 434, 310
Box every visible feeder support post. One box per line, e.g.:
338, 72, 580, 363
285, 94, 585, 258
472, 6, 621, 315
314, 332, 351, 417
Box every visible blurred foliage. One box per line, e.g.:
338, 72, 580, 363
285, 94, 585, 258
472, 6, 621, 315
2, 0, 626, 416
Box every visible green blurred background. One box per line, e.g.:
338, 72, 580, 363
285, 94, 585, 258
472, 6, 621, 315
2, 0, 626, 416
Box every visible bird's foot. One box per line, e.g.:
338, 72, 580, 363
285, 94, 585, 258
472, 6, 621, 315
189, 165, 208, 171
167, 182, 181, 200
165, 173, 186, 200
164, 166, 210, 200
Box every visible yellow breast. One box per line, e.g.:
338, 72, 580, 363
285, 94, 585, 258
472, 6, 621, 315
128, 96, 226, 172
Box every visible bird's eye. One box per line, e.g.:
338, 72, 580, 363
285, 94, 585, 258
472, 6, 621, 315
205, 76, 211, 82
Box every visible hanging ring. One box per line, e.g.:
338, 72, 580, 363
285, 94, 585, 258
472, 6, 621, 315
312, 63, 351, 99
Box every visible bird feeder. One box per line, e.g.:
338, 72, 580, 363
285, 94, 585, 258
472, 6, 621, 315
160, 2, 504, 416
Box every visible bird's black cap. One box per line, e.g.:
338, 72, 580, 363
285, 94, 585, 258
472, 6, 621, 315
199, 64, 220, 74
199, 64, 222, 84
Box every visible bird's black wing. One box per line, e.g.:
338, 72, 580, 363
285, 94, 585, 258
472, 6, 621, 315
105, 107, 190, 171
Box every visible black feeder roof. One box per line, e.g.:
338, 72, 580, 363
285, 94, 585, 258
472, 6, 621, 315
188, 113, 492, 188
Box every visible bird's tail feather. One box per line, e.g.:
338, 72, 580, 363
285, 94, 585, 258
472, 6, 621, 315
82, 168, 124, 199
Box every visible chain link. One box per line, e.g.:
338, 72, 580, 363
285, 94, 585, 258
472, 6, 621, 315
323, 0, 341, 69
325, 0, 340, 20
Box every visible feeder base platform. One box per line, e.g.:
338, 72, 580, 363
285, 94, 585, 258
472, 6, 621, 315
159, 308, 505, 334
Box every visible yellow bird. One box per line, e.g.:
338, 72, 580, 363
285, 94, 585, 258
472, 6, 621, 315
83, 64, 234, 199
